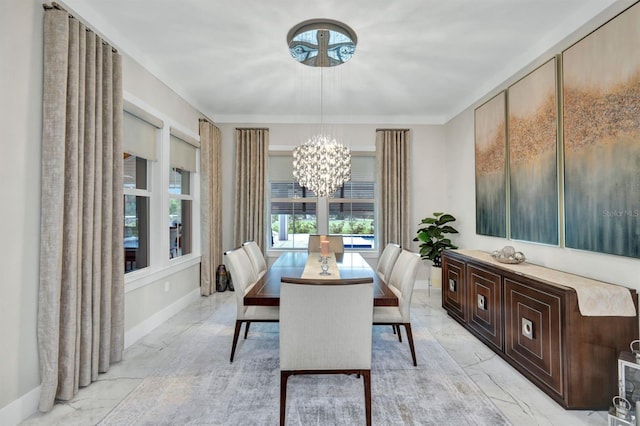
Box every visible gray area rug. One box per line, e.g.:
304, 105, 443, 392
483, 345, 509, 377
100, 299, 510, 425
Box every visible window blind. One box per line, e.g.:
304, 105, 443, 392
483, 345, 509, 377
170, 134, 198, 172
123, 111, 158, 161
269, 153, 375, 182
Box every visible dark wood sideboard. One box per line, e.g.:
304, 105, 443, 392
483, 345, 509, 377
441, 249, 639, 410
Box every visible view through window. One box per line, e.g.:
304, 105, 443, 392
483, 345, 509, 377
269, 154, 375, 250
123, 154, 150, 273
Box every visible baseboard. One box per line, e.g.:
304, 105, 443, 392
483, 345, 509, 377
124, 287, 201, 348
0, 385, 40, 426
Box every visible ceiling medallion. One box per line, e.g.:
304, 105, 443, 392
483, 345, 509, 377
287, 18, 357, 67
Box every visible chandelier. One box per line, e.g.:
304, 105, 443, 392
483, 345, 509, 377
287, 19, 356, 198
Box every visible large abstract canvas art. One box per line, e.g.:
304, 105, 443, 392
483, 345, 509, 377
475, 92, 506, 238
563, 2, 640, 258
508, 58, 559, 245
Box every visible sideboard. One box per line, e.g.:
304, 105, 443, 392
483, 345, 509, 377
441, 249, 639, 410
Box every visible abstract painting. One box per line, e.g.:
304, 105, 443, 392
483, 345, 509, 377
508, 58, 559, 245
475, 92, 506, 238
563, 2, 640, 258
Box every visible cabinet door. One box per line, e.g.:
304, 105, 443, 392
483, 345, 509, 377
467, 265, 503, 351
504, 277, 563, 398
442, 255, 466, 323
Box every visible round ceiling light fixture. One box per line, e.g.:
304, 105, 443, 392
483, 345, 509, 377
287, 19, 357, 67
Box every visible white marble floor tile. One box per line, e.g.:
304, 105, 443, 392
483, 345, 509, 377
417, 288, 610, 426
22, 288, 611, 425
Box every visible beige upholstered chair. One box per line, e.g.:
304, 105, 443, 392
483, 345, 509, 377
307, 234, 345, 253
376, 243, 401, 282
242, 240, 267, 279
373, 250, 421, 366
280, 277, 374, 426
224, 247, 279, 362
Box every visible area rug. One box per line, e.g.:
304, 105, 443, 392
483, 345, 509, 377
100, 299, 510, 425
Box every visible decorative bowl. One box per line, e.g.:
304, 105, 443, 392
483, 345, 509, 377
491, 246, 526, 264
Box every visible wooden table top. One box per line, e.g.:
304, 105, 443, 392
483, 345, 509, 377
244, 251, 399, 307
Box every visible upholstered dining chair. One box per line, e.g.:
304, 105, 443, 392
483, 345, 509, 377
307, 234, 345, 253
373, 250, 421, 366
224, 247, 279, 362
279, 276, 374, 426
242, 240, 267, 279
376, 243, 401, 282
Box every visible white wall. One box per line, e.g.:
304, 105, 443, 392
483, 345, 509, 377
216, 123, 447, 286
0, 3, 206, 423
443, 0, 640, 292
121, 54, 205, 335
3, 0, 639, 422
445, 103, 640, 292
0, 0, 44, 417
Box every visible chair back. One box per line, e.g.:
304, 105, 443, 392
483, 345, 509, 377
280, 279, 373, 371
224, 247, 258, 317
308, 234, 344, 253
376, 243, 401, 281
242, 241, 267, 279
387, 250, 420, 322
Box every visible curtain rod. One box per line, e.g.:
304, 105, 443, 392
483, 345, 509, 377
43, 2, 69, 12
376, 128, 410, 132
235, 127, 269, 131
43, 2, 119, 53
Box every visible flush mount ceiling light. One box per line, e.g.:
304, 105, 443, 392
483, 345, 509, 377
287, 18, 357, 67
288, 19, 355, 197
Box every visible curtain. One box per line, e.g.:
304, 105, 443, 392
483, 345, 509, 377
233, 128, 268, 250
376, 129, 411, 251
38, 5, 124, 412
199, 119, 223, 295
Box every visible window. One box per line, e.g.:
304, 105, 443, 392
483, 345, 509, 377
268, 153, 375, 250
329, 182, 375, 249
169, 134, 197, 259
270, 180, 318, 249
123, 111, 157, 273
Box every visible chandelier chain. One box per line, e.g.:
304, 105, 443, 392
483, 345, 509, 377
290, 20, 353, 198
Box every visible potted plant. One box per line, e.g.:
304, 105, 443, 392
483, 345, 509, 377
414, 212, 459, 288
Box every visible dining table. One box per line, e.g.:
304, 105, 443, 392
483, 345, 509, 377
244, 251, 399, 307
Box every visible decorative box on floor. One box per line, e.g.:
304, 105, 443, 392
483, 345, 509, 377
619, 351, 640, 406
608, 395, 635, 426
610, 349, 640, 425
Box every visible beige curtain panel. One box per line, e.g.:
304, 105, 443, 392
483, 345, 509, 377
376, 129, 411, 251
39, 5, 124, 412
199, 119, 223, 295
233, 128, 268, 251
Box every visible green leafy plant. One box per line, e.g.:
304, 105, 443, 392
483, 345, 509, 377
414, 212, 459, 267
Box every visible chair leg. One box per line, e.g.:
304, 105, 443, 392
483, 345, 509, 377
404, 323, 417, 366
362, 370, 372, 426
230, 320, 242, 363
280, 371, 290, 426
244, 321, 251, 339
396, 324, 402, 342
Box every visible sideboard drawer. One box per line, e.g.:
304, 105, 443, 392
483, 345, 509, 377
504, 277, 563, 397
467, 265, 503, 351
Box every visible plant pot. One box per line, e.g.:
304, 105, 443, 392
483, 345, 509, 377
430, 265, 442, 288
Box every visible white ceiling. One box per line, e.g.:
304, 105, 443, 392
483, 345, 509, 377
60, 0, 619, 124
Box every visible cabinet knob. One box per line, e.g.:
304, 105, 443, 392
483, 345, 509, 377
522, 318, 534, 340
477, 294, 486, 310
